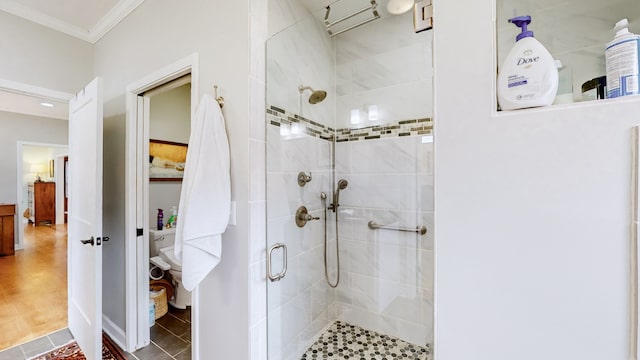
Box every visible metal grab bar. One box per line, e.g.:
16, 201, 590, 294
368, 220, 427, 235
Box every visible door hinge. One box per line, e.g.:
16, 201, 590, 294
414, 0, 433, 33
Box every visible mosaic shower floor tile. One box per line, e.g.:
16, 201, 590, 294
301, 321, 430, 359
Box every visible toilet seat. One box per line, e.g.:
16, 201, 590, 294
159, 246, 182, 271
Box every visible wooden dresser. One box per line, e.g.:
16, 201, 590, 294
0, 204, 15, 256
34, 182, 55, 225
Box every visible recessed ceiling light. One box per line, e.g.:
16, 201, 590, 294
40, 102, 54, 107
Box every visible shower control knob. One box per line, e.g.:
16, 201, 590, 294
297, 171, 312, 186
296, 206, 319, 227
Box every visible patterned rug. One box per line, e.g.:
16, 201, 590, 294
29, 333, 126, 360
301, 321, 430, 359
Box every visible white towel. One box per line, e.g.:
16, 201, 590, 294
174, 94, 230, 291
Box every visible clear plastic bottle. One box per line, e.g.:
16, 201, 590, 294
553, 60, 574, 104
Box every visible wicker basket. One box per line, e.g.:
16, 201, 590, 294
150, 287, 168, 319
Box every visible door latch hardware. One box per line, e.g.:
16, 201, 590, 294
81, 236, 95, 246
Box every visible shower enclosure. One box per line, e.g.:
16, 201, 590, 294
266, 0, 434, 358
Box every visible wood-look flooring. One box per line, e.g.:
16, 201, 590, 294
0, 224, 67, 351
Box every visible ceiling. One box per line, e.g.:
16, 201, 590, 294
0, 0, 145, 120
0, 0, 144, 43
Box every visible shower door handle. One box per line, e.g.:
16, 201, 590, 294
267, 243, 287, 282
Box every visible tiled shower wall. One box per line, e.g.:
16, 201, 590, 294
335, 10, 433, 129
265, 0, 435, 357
266, 107, 336, 360
335, 133, 434, 346
267, 104, 434, 350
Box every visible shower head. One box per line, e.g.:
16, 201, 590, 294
330, 179, 349, 212
298, 85, 327, 104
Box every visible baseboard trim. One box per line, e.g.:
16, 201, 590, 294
102, 315, 127, 352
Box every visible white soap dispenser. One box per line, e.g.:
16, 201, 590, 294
497, 15, 558, 110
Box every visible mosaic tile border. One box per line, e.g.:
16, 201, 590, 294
267, 105, 335, 141
301, 321, 430, 360
267, 105, 433, 142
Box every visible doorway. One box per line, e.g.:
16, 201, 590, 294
0, 81, 73, 351
16, 142, 68, 249
124, 54, 199, 354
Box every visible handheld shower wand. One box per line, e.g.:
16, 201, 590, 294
329, 179, 348, 213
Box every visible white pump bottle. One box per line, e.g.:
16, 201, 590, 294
497, 16, 558, 110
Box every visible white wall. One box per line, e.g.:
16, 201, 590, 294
94, 0, 265, 357
434, 0, 638, 359
0, 11, 93, 93
149, 83, 191, 143
0, 111, 68, 204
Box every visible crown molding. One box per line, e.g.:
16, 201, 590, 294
0, 0, 144, 44
88, 0, 145, 43
0, 0, 91, 41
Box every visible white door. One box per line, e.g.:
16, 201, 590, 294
67, 77, 104, 360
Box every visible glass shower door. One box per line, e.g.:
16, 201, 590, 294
266, 0, 434, 359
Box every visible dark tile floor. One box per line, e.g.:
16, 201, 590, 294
130, 306, 191, 360
0, 306, 191, 360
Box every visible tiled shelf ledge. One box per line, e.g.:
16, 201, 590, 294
494, 95, 640, 118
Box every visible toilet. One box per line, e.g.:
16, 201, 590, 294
149, 228, 191, 309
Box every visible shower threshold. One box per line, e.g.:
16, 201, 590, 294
301, 321, 430, 359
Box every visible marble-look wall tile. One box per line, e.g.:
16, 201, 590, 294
268, 0, 311, 37
268, 248, 300, 307
267, 125, 332, 175
335, 11, 427, 64
266, 0, 434, 352
250, 201, 266, 265
250, 19, 267, 83
250, 319, 267, 360
336, 136, 419, 174
336, 42, 431, 97
336, 80, 433, 129
335, 9, 432, 130
334, 132, 433, 347
339, 173, 418, 210
336, 301, 431, 347
250, 78, 266, 142
249, 139, 266, 201
266, 171, 331, 219
266, 106, 337, 360
267, 15, 335, 129
250, 260, 267, 325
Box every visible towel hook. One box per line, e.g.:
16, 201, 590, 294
213, 85, 225, 108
